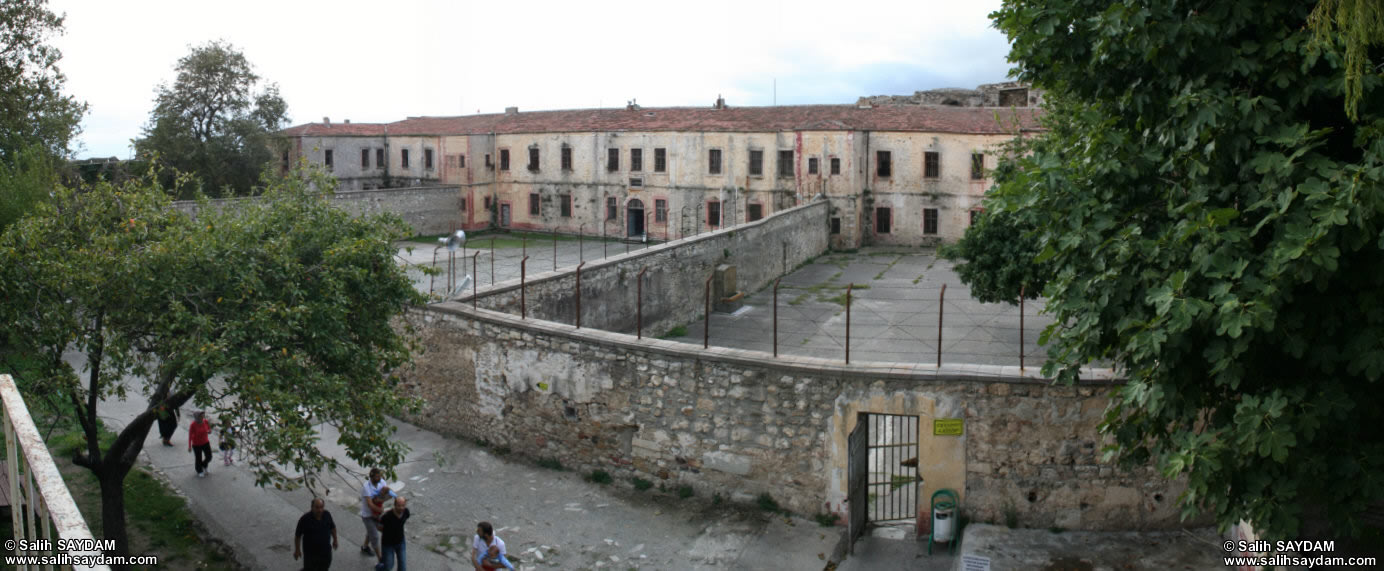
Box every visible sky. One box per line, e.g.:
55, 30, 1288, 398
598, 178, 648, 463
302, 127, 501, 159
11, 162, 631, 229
49, 0, 1016, 159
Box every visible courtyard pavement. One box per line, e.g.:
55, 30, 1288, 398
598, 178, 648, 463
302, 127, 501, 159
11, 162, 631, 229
395, 232, 653, 299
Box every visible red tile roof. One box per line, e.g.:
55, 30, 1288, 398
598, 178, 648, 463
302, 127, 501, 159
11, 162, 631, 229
282, 105, 1041, 138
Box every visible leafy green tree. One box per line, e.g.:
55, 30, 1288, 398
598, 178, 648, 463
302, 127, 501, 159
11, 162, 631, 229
0, 168, 424, 563
134, 41, 289, 198
969, 0, 1384, 540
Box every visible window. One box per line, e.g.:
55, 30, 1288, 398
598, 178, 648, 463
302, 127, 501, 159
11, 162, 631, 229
458, 154, 465, 168
925, 152, 940, 179
749, 150, 763, 175
606, 197, 617, 220
560, 194, 572, 217
830, 157, 841, 175
707, 201, 721, 227
924, 208, 939, 235
654, 148, 666, 172
500, 149, 510, 171
629, 177, 643, 188
808, 157, 818, 175
970, 210, 980, 226
324, 149, 333, 169
460, 197, 467, 211
484, 196, 492, 209
561, 147, 572, 171
528, 147, 539, 172
485, 153, 493, 169
747, 204, 763, 221
630, 148, 642, 172
529, 193, 540, 216
401, 149, 410, 168
607, 148, 619, 172
708, 149, 721, 174
971, 153, 985, 180
831, 217, 841, 234
361, 149, 370, 168
876, 150, 891, 177
281, 151, 289, 171
876, 207, 891, 234
425, 149, 434, 170
655, 199, 667, 222
778, 150, 794, 177
376, 149, 385, 169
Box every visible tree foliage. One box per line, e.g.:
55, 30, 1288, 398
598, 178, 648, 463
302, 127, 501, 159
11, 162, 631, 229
0, 167, 425, 560
134, 41, 289, 198
0, 0, 87, 160
969, 0, 1384, 540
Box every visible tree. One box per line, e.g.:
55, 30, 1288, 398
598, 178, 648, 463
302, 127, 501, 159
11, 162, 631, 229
968, 0, 1384, 541
134, 41, 289, 198
0, 0, 87, 231
0, 168, 425, 564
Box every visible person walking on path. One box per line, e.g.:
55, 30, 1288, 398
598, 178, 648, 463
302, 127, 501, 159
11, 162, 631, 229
295, 498, 338, 571
156, 404, 179, 447
472, 521, 515, 571
188, 411, 213, 477
375, 496, 410, 571
359, 468, 396, 561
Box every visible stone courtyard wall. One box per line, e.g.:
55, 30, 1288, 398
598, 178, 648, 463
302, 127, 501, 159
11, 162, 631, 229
468, 199, 830, 337
402, 302, 1189, 531
172, 185, 463, 236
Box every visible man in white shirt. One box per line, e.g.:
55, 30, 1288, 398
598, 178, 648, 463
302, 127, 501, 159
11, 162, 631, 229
359, 468, 395, 560
471, 521, 515, 570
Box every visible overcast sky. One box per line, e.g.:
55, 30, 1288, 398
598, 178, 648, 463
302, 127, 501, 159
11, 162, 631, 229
50, 0, 1015, 159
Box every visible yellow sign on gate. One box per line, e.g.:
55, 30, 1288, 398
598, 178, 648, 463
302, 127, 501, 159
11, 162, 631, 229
934, 418, 964, 436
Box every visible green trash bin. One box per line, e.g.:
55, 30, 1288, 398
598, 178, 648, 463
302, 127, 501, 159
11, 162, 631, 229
932, 500, 956, 543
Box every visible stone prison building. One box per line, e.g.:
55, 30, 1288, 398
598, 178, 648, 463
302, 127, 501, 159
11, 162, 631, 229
280, 83, 1191, 541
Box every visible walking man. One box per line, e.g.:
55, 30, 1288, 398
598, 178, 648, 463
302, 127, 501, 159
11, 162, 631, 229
294, 498, 338, 571
375, 496, 410, 571
156, 403, 178, 447
359, 468, 395, 560
188, 411, 213, 477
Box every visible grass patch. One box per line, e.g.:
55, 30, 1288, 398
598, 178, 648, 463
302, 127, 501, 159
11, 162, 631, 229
788, 293, 810, 306
889, 474, 918, 491
756, 493, 781, 513
632, 477, 654, 491
587, 470, 613, 485
659, 325, 688, 339
677, 485, 695, 499
537, 458, 565, 471
814, 512, 839, 527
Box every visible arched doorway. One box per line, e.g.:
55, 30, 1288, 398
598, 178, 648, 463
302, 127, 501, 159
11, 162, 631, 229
627, 199, 645, 238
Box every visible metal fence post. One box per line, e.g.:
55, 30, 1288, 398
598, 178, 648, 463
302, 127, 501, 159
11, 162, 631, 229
937, 283, 946, 367
579, 223, 586, 262
704, 273, 713, 349
521, 256, 529, 319
773, 278, 781, 358
489, 237, 495, 285
553, 229, 558, 271
575, 262, 585, 328
429, 246, 440, 298
603, 222, 608, 258
1020, 284, 1025, 372
637, 267, 649, 339
472, 251, 479, 310
846, 283, 853, 365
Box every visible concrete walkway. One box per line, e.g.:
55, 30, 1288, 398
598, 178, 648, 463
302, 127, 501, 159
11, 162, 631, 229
87, 361, 840, 570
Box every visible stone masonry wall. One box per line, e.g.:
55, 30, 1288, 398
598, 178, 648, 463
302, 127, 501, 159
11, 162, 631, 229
402, 303, 1190, 531
469, 199, 830, 337
171, 185, 463, 236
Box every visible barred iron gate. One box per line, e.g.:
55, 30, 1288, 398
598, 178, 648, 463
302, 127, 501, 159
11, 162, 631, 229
847, 413, 870, 554
866, 414, 921, 523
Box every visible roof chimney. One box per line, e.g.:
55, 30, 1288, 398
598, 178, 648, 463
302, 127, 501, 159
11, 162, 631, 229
344, 119, 350, 124
714, 95, 726, 110
505, 106, 519, 115
626, 98, 639, 111
322, 116, 331, 125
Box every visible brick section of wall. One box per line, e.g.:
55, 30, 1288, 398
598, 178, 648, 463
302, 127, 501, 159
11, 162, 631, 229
170, 186, 463, 236
470, 200, 830, 337
403, 304, 1191, 531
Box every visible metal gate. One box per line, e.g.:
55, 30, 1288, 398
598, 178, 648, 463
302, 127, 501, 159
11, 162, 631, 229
865, 413, 921, 523
847, 412, 869, 554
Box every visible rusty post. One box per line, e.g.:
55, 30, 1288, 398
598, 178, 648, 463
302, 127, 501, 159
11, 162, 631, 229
846, 283, 853, 364
553, 229, 558, 271
937, 283, 947, 367
521, 256, 529, 319
704, 273, 713, 349
472, 251, 479, 310
625, 234, 630, 255
489, 237, 495, 285
773, 278, 781, 357
637, 267, 649, 339
522, 234, 527, 259
603, 222, 608, 258
575, 262, 585, 328
429, 246, 440, 298
579, 223, 586, 262
1020, 284, 1025, 372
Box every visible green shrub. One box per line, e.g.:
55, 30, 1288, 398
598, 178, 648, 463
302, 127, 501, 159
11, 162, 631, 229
587, 470, 613, 484
677, 485, 694, 499
537, 458, 564, 471
814, 512, 839, 527
756, 493, 781, 513
632, 478, 653, 491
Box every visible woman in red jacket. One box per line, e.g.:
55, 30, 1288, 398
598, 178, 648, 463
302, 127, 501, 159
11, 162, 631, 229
188, 411, 213, 477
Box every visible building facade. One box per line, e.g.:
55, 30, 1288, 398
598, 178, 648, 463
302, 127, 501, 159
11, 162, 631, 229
279, 85, 1041, 248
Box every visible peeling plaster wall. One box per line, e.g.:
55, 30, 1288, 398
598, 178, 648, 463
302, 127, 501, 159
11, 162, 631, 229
170, 186, 463, 236
402, 304, 1192, 531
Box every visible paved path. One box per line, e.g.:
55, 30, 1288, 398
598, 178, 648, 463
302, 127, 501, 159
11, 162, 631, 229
396, 235, 653, 299
84, 351, 839, 570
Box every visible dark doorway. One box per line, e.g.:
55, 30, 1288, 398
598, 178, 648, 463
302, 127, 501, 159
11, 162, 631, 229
876, 207, 892, 234
500, 203, 511, 227
627, 199, 645, 237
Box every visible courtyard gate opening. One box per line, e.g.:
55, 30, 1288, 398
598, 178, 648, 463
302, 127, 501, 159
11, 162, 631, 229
847, 412, 922, 554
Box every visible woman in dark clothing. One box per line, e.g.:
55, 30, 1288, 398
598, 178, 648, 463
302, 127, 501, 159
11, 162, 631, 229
156, 404, 179, 446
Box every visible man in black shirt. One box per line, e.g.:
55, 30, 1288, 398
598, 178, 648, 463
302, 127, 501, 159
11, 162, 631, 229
295, 498, 338, 571
375, 496, 410, 571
